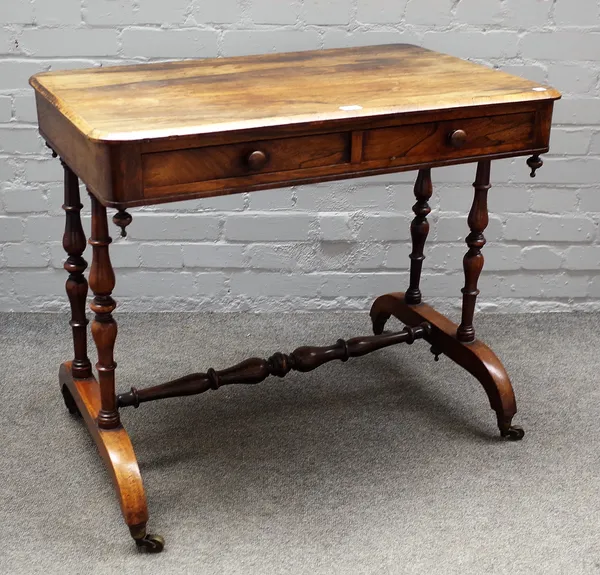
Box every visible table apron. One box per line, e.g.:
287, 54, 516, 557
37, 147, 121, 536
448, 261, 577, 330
37, 98, 554, 209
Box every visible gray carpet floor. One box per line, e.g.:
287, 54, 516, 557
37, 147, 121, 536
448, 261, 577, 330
1, 311, 600, 574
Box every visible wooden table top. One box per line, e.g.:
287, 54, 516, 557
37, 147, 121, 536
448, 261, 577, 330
30, 43, 560, 143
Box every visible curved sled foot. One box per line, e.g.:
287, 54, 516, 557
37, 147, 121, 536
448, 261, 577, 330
130, 524, 165, 553
59, 362, 154, 548
370, 292, 521, 439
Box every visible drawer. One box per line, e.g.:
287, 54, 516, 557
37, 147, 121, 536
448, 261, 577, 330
361, 112, 536, 166
142, 132, 350, 190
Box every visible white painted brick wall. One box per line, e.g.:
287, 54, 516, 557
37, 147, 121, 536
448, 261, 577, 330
0, 0, 599, 314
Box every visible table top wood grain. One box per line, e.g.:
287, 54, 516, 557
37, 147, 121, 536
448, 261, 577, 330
30, 43, 560, 143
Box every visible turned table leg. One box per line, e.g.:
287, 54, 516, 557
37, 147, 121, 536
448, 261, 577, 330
405, 168, 433, 306
61, 162, 92, 383
457, 160, 491, 343
370, 159, 523, 440
56, 159, 161, 549
88, 194, 120, 430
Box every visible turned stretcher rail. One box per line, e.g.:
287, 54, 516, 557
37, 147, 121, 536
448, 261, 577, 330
117, 322, 431, 408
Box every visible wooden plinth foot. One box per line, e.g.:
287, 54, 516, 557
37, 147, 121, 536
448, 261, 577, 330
59, 362, 163, 551
370, 293, 522, 440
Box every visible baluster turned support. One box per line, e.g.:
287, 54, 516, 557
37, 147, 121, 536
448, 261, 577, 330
405, 168, 433, 305
457, 160, 491, 343
62, 161, 92, 379
88, 194, 120, 429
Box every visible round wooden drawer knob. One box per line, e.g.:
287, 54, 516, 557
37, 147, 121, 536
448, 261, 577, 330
247, 150, 268, 170
449, 129, 467, 148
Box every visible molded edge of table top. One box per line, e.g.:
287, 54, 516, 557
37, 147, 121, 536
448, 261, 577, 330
29, 43, 562, 145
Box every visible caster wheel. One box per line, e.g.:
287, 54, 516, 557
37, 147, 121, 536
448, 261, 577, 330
61, 385, 80, 416
136, 534, 165, 553
500, 426, 525, 441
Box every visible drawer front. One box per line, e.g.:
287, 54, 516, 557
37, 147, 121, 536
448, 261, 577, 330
142, 132, 350, 190
362, 112, 536, 166
138, 108, 545, 204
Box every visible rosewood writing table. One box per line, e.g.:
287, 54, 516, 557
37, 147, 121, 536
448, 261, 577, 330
30, 44, 561, 552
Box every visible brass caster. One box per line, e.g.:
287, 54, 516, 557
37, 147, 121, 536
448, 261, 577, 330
500, 425, 525, 441
135, 534, 165, 553
61, 384, 80, 416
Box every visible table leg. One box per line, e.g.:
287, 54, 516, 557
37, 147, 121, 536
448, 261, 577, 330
61, 162, 92, 384
58, 185, 163, 551
369, 160, 523, 440
457, 160, 491, 343
405, 168, 433, 305
88, 194, 121, 430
